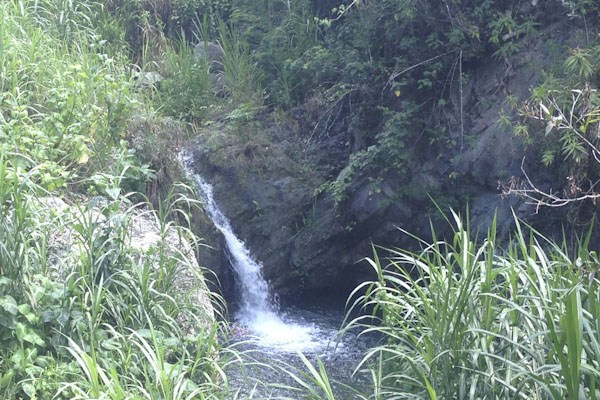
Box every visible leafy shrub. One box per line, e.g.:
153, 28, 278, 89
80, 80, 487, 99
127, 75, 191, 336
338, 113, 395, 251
0, 2, 229, 398
0, 1, 146, 191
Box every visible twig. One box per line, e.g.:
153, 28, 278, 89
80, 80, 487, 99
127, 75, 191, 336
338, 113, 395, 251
382, 50, 457, 94
502, 158, 600, 213
329, 0, 362, 22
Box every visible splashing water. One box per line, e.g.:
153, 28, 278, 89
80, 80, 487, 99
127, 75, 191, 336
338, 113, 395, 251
180, 153, 334, 351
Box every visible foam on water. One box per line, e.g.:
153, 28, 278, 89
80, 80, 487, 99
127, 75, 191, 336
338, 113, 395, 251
240, 310, 340, 352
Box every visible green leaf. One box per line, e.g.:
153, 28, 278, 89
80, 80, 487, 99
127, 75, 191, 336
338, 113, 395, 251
136, 329, 156, 339
0, 370, 14, 389
105, 187, 121, 200
15, 322, 27, 341
562, 285, 582, 398
0, 315, 15, 329
24, 312, 38, 324
0, 295, 18, 315
41, 310, 59, 323
18, 304, 31, 315
18, 304, 38, 324
23, 331, 46, 347
0, 277, 12, 287
164, 337, 181, 347
25, 364, 44, 376
10, 351, 24, 367
22, 382, 36, 398
15, 323, 46, 347
57, 308, 70, 326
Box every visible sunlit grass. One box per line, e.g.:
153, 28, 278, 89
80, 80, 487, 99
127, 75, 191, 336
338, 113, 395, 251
341, 211, 600, 399
0, 3, 230, 397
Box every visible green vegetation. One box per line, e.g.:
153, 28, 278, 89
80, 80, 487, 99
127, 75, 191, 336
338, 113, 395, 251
197, 0, 598, 206
2, 0, 600, 398
335, 212, 600, 399
0, 0, 139, 192
510, 47, 600, 209
0, 1, 228, 398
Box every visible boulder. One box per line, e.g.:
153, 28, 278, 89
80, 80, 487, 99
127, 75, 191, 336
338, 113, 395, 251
194, 41, 225, 73
133, 71, 162, 89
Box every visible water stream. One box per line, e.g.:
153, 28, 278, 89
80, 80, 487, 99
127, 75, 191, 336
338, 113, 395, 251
190, 171, 326, 346
180, 152, 371, 397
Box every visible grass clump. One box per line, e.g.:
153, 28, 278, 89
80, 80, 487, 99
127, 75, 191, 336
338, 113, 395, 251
340, 211, 600, 399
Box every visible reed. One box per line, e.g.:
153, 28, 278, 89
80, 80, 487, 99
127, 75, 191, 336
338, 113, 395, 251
342, 211, 600, 399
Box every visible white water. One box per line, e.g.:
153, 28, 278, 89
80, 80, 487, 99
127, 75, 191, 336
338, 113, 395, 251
180, 153, 335, 352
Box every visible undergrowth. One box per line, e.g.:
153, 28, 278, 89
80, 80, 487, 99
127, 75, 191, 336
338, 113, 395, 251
0, 1, 232, 399
330, 211, 600, 399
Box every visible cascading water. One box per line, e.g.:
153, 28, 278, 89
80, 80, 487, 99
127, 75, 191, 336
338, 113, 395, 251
192, 175, 272, 316
179, 151, 374, 397
180, 152, 331, 351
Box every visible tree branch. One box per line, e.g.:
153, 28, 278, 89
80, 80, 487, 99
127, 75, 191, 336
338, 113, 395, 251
501, 158, 600, 213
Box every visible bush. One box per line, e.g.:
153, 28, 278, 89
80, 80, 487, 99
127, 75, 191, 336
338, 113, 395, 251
0, 2, 229, 398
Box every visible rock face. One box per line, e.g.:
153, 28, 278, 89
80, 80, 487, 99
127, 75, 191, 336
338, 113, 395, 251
189, 128, 427, 301
186, 23, 577, 303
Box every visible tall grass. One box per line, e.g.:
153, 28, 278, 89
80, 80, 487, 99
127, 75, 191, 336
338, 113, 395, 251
280, 353, 361, 400
156, 20, 264, 124
0, 169, 229, 398
218, 20, 264, 106
0, 154, 46, 289
159, 38, 214, 120
56, 182, 228, 399
342, 211, 600, 399
61, 321, 227, 400
0, 2, 232, 398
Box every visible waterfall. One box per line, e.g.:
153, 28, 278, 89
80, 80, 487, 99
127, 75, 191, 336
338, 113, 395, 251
190, 173, 275, 321
180, 152, 324, 350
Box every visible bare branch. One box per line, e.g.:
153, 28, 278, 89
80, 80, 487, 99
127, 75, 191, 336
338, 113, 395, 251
500, 158, 600, 213
329, 0, 362, 22
383, 50, 457, 93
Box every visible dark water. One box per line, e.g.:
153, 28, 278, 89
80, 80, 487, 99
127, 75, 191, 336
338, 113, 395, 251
224, 303, 375, 399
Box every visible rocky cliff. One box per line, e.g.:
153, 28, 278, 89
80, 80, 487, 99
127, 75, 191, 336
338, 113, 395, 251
185, 20, 595, 303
